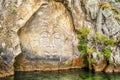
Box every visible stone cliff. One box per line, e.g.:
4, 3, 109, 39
0, 0, 120, 77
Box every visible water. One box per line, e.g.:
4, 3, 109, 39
0, 69, 120, 80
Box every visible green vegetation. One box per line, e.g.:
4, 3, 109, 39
77, 27, 95, 69
77, 27, 90, 39
105, 39, 115, 46
103, 46, 112, 58
87, 57, 94, 64
77, 27, 90, 56
78, 39, 87, 55
10, 7, 17, 13
95, 32, 113, 59
95, 32, 108, 43
100, 2, 120, 20
87, 57, 94, 70
77, 27, 117, 69
87, 47, 95, 54
97, 52, 103, 58
95, 32, 115, 46
14, 61, 21, 69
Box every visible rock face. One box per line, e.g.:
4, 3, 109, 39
16, 1, 79, 71
0, 0, 120, 77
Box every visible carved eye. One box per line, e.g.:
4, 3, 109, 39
54, 33, 61, 39
41, 3, 48, 8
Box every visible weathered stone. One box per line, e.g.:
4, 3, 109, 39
0, 30, 21, 77
105, 65, 114, 73
16, 0, 79, 71
84, 0, 100, 19
0, 0, 120, 77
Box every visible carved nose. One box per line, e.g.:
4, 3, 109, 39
49, 35, 55, 48
49, 41, 55, 48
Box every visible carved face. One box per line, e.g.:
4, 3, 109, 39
39, 27, 65, 56
19, 2, 75, 60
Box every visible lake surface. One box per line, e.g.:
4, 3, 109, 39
0, 69, 120, 80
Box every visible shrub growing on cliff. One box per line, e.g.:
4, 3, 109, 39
77, 27, 90, 56
95, 32, 108, 43
87, 47, 95, 54
95, 32, 115, 46
10, 7, 17, 13
87, 57, 94, 64
104, 39, 115, 46
95, 32, 113, 59
103, 46, 111, 58
77, 27, 90, 39
97, 52, 103, 58
78, 39, 87, 55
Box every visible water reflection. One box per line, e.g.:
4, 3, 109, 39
0, 69, 120, 80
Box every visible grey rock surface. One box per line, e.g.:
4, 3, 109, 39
0, 0, 120, 77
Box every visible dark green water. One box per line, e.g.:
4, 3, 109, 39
0, 69, 120, 80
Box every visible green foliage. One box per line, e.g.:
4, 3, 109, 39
103, 46, 111, 58
85, 77, 93, 80
105, 39, 115, 46
95, 32, 108, 43
77, 27, 90, 39
95, 32, 115, 46
10, 7, 17, 13
87, 58, 94, 64
97, 52, 103, 58
95, 33, 113, 59
87, 47, 95, 54
78, 39, 87, 55
77, 27, 90, 56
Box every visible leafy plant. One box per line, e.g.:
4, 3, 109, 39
95, 32, 108, 43
78, 39, 87, 55
87, 57, 94, 64
105, 39, 115, 46
95, 32, 115, 46
97, 52, 103, 58
77, 27, 90, 39
87, 47, 95, 54
10, 7, 17, 13
77, 27, 90, 56
103, 46, 111, 58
